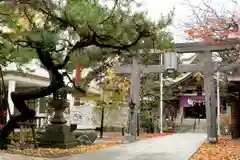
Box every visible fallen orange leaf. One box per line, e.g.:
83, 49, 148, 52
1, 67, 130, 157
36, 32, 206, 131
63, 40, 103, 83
189, 136, 240, 160
0, 142, 120, 158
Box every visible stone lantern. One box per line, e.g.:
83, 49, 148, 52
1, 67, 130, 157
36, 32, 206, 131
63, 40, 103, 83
39, 88, 78, 148
164, 52, 178, 72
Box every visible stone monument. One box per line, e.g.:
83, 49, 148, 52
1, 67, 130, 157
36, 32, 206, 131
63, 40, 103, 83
70, 102, 96, 129
70, 101, 98, 144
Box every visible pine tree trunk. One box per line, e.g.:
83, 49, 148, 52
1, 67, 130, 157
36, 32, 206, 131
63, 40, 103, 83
0, 49, 67, 149
0, 70, 64, 141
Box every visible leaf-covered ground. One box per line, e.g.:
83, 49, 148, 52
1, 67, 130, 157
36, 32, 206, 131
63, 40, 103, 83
189, 136, 240, 160
2, 143, 119, 158
0, 132, 171, 158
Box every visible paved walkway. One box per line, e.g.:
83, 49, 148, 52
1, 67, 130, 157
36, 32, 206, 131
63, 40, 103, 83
68, 133, 206, 160
176, 119, 207, 133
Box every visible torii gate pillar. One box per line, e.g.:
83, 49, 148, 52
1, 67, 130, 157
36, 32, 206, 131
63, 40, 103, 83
203, 51, 217, 143
129, 57, 140, 139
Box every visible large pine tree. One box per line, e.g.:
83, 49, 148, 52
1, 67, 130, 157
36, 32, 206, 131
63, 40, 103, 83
0, 0, 173, 83
0, 0, 174, 148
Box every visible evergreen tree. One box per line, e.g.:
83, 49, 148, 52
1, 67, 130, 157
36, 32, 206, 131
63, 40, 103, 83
0, 0, 174, 149
0, 0, 173, 85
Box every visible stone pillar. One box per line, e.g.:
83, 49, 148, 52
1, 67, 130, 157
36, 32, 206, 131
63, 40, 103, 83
124, 57, 140, 143
203, 51, 217, 144
7, 80, 16, 121
129, 57, 140, 137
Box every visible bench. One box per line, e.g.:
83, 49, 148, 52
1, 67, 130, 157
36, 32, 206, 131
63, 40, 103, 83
15, 116, 46, 149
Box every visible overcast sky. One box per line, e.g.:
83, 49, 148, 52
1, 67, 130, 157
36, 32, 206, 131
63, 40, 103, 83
136, 0, 239, 42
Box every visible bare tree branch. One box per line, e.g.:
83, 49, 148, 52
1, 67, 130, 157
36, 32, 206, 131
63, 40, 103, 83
182, 0, 240, 70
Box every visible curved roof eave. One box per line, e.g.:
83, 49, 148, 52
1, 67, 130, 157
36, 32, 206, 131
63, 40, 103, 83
164, 53, 199, 86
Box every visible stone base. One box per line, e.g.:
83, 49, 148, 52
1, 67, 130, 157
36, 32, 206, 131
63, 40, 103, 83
39, 124, 78, 149
208, 137, 217, 144
122, 135, 136, 144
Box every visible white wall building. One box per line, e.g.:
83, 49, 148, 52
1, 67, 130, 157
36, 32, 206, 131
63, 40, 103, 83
1, 60, 100, 128
1, 60, 129, 130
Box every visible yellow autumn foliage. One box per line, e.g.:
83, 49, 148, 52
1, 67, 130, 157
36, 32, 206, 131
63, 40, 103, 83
99, 68, 130, 106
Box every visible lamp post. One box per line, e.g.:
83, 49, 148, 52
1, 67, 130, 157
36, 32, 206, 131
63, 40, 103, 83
217, 72, 221, 136
160, 52, 178, 132
159, 54, 163, 133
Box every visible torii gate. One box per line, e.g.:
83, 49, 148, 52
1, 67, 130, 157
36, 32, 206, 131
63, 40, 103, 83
114, 42, 237, 144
